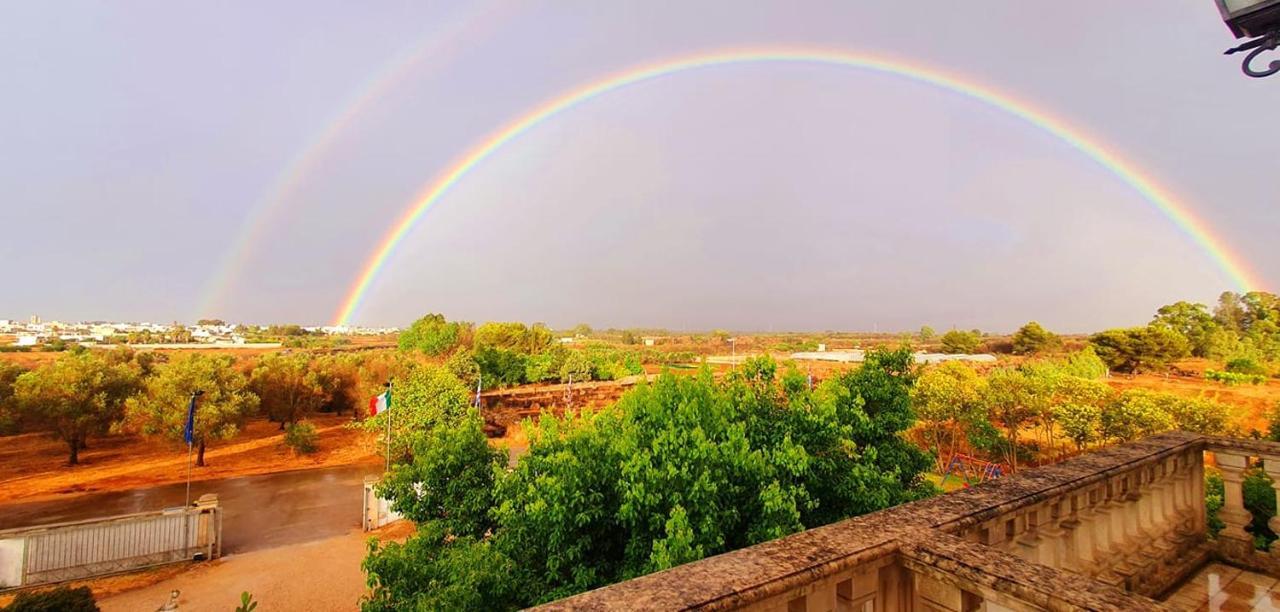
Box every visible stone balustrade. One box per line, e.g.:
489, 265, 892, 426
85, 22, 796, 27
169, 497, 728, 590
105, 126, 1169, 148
1202, 436, 1280, 576
536, 432, 1278, 611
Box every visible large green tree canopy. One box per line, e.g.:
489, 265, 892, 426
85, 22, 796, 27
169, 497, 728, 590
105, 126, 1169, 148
363, 348, 934, 610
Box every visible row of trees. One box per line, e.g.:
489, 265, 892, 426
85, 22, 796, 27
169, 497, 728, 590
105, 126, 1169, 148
911, 349, 1235, 472
1089, 291, 1280, 373
933, 321, 1061, 356
0, 348, 384, 465
400, 314, 684, 389
362, 349, 936, 609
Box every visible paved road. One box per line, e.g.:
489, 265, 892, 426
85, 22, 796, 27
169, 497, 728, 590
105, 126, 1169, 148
0, 464, 380, 554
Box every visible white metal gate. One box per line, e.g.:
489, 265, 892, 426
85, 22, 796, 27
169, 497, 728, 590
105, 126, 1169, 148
362, 476, 402, 531
0, 494, 221, 589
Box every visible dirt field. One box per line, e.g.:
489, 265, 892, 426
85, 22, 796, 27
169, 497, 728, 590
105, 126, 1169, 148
0, 415, 380, 505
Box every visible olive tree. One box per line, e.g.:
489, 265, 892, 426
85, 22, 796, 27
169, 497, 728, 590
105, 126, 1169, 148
127, 354, 258, 466
14, 351, 141, 464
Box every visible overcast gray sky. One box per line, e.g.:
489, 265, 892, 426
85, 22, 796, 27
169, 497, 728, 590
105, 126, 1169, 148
1, 1, 1276, 332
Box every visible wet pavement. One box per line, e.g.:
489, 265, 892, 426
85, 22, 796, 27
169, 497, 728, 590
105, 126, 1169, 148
0, 464, 381, 554
1164, 562, 1280, 611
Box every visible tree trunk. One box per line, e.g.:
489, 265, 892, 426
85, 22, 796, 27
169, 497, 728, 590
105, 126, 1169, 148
68, 437, 79, 465
78, 438, 88, 450
197, 439, 207, 467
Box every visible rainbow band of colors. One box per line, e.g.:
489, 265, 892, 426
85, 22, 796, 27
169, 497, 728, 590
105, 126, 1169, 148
332, 48, 1263, 326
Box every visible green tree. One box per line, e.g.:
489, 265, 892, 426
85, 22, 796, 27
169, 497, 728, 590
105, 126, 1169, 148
981, 368, 1047, 471
360, 363, 470, 461
1152, 301, 1219, 358
13, 351, 141, 464
309, 355, 361, 416
445, 349, 481, 389
559, 350, 593, 383
524, 345, 569, 383
918, 326, 936, 342
939, 330, 981, 354
1147, 392, 1233, 436
398, 313, 468, 356
1216, 291, 1248, 332
473, 347, 529, 388
376, 411, 504, 536
364, 350, 932, 609
250, 353, 326, 429
0, 362, 26, 435
1102, 390, 1174, 442
126, 354, 258, 466
571, 323, 593, 337
1055, 403, 1102, 451
1227, 357, 1268, 376
1241, 291, 1280, 329
911, 361, 985, 469
1011, 321, 1061, 355
1089, 325, 1189, 373
474, 322, 553, 354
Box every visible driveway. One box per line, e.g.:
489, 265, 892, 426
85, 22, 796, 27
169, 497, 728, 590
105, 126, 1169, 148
0, 464, 381, 554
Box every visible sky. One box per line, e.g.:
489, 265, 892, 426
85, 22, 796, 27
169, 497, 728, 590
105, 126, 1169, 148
0, 1, 1277, 333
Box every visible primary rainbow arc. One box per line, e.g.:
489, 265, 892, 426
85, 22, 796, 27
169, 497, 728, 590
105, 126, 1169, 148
332, 48, 1263, 326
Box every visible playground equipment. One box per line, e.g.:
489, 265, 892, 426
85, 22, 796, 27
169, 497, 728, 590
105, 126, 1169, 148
939, 453, 1006, 487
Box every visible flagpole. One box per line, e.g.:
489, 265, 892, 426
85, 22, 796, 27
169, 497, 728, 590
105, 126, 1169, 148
384, 381, 392, 473
184, 390, 203, 507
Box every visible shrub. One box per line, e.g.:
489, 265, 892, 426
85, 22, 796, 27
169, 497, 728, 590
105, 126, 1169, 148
474, 347, 529, 388
1226, 357, 1268, 376
284, 421, 318, 454
1, 586, 98, 611
1206, 370, 1266, 386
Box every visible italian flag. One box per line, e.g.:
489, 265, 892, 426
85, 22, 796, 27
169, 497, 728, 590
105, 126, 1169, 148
368, 389, 391, 417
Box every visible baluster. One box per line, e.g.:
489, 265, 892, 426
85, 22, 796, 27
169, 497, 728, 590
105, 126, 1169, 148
1216, 452, 1252, 543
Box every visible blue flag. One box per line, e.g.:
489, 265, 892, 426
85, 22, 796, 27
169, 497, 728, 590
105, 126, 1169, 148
183, 394, 197, 445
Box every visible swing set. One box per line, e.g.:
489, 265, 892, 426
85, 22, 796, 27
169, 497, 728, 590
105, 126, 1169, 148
939, 453, 1006, 487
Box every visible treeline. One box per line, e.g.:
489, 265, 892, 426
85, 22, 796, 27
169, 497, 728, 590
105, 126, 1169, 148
362, 349, 935, 610
912, 348, 1238, 472
0, 347, 400, 465
398, 314, 693, 389
1090, 291, 1280, 374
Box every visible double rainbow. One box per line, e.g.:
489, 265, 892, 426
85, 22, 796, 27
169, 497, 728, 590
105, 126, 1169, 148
332, 48, 1262, 326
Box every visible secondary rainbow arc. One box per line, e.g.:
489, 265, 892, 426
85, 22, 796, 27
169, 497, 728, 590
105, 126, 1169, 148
332, 48, 1264, 326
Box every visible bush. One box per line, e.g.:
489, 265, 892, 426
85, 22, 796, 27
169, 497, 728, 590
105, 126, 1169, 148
1226, 357, 1268, 376
474, 347, 529, 388
1206, 370, 1266, 386
284, 421, 318, 454
2, 586, 98, 611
